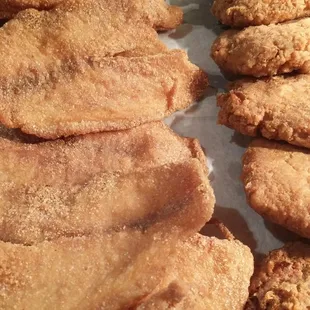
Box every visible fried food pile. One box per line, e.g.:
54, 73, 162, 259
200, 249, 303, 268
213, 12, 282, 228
0, 0, 207, 139
0, 1, 255, 309
211, 1, 310, 308
0, 120, 256, 309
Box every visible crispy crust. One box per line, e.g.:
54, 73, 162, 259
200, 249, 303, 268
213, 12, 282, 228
212, 0, 310, 27
217, 75, 310, 149
0, 122, 214, 245
0, 233, 253, 309
0, 0, 183, 30
136, 235, 254, 310
246, 242, 310, 310
211, 18, 310, 77
242, 139, 310, 238
0, 1, 200, 139
0, 51, 207, 139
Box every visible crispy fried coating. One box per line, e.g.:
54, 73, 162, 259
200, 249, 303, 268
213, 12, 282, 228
246, 242, 310, 310
242, 139, 310, 238
218, 75, 310, 149
0, 233, 253, 310
0, 122, 214, 245
211, 18, 310, 77
212, 0, 310, 27
0, 122, 206, 172
0, 0, 183, 30
0, 50, 207, 139
0, 0, 204, 139
0, 229, 180, 310
135, 235, 254, 310
0, 0, 62, 19
0, 159, 214, 245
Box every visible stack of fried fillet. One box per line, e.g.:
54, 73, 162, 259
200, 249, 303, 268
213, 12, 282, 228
211, 1, 310, 309
0, 1, 254, 309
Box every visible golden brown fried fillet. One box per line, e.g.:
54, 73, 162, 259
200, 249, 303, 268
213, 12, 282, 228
245, 242, 310, 310
0, 122, 214, 244
0, 51, 207, 139
0, 233, 253, 309
135, 234, 254, 310
0, 0, 204, 138
0, 0, 62, 17
0, 0, 183, 30
0, 229, 180, 310
212, 0, 310, 27
218, 75, 310, 149
0, 0, 62, 19
242, 139, 310, 238
0, 159, 214, 245
211, 18, 310, 77
0, 121, 207, 185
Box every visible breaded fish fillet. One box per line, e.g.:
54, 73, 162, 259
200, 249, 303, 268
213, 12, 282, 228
0, 159, 214, 245
212, 0, 310, 27
0, 122, 206, 174
0, 0, 62, 19
218, 75, 310, 149
242, 139, 310, 238
0, 233, 253, 310
211, 18, 310, 77
0, 0, 182, 30
135, 235, 254, 310
0, 122, 214, 245
0, 1, 206, 138
0, 50, 207, 139
246, 242, 310, 310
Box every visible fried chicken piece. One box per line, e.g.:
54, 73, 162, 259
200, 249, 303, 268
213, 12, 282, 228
218, 75, 310, 149
212, 0, 310, 27
0, 122, 214, 244
242, 139, 310, 238
0, 232, 253, 309
245, 242, 310, 310
135, 235, 254, 310
0, 1, 204, 139
211, 18, 310, 77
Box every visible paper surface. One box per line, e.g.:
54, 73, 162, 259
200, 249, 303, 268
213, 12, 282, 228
162, 0, 299, 258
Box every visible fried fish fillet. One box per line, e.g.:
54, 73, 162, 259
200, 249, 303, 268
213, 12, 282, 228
0, 50, 207, 139
242, 139, 310, 238
212, 0, 310, 27
0, 122, 214, 245
211, 18, 310, 77
0, 232, 253, 310
0, 159, 214, 245
0, 228, 182, 310
0, 121, 206, 173
218, 75, 310, 149
135, 235, 254, 310
0, 0, 206, 139
0, 0, 182, 30
0, 0, 63, 19
246, 242, 310, 310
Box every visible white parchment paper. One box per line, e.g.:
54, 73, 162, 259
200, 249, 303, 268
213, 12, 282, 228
162, 0, 300, 258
